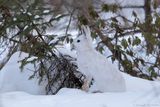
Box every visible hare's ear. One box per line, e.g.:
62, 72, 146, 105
82, 25, 92, 44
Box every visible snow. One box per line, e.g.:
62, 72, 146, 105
1, 52, 160, 107
123, 73, 160, 92
0, 52, 46, 95
0, 78, 160, 107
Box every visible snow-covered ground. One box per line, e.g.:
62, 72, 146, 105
0, 52, 160, 107
0, 78, 160, 107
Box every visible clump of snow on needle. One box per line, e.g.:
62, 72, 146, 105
73, 25, 126, 92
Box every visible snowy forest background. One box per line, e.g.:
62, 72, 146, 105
1, 0, 160, 95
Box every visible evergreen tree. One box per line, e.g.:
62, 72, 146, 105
1, 0, 160, 94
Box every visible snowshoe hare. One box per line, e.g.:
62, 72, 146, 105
73, 26, 126, 92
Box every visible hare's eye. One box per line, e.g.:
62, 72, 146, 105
77, 40, 80, 43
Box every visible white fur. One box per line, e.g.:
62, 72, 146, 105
73, 26, 126, 92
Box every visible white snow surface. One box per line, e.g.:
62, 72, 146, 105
0, 52, 160, 107
0, 52, 46, 95
0, 76, 160, 107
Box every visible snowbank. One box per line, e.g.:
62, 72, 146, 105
0, 52, 46, 95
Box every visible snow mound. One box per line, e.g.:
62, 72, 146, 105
123, 73, 160, 92
0, 52, 46, 95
